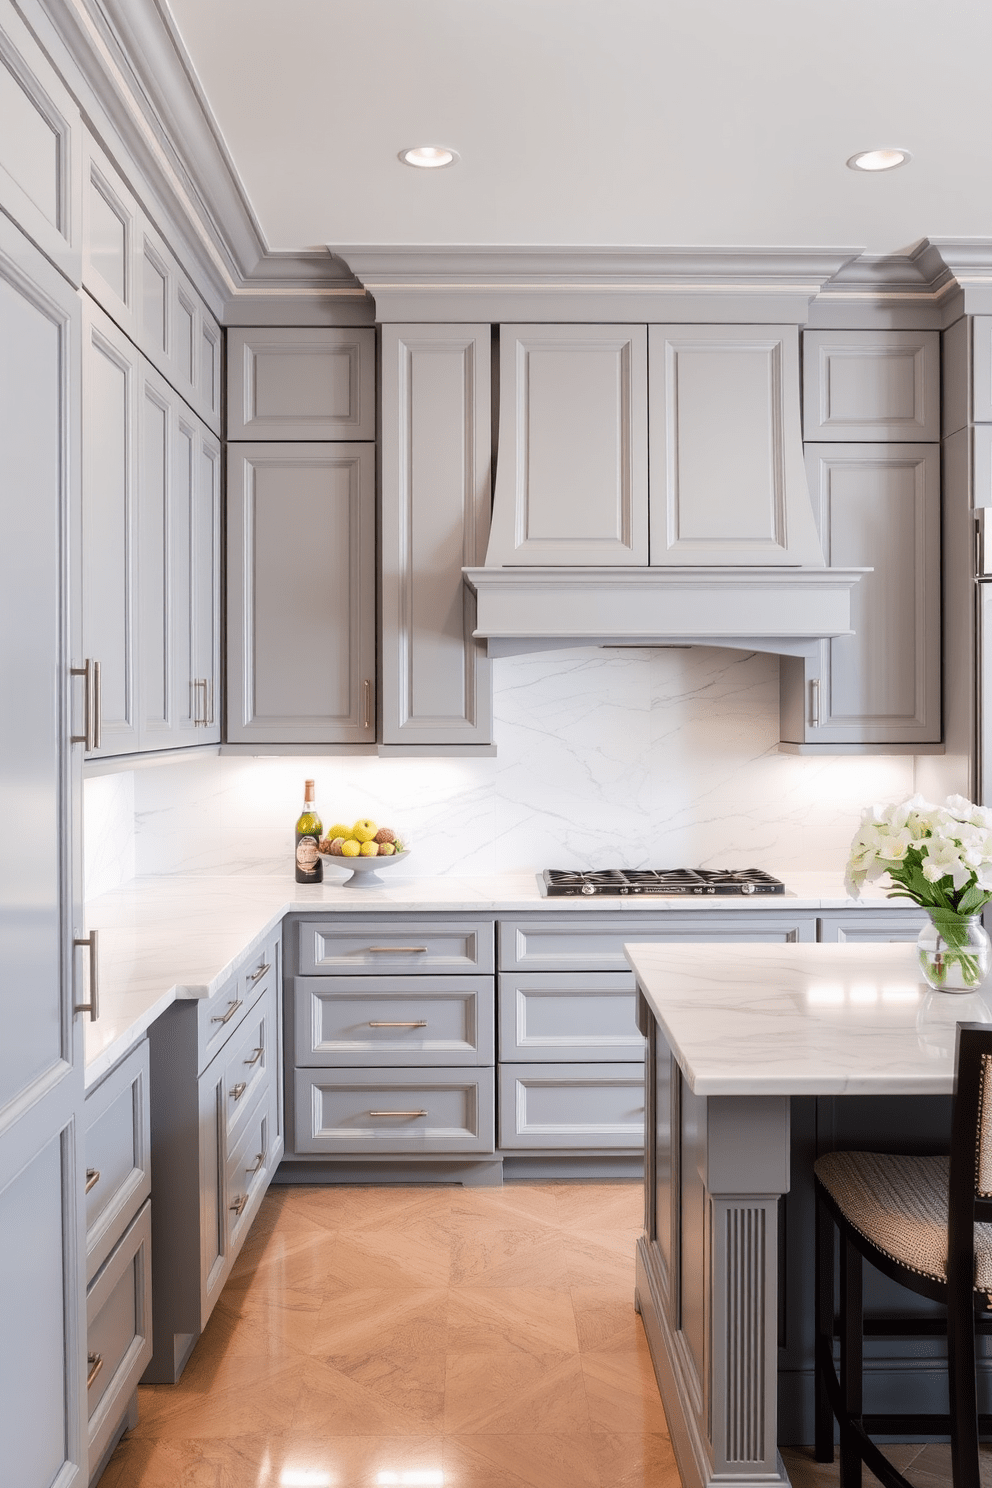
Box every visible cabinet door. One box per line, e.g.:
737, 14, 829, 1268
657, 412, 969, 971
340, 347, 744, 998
82, 299, 140, 755
486, 324, 648, 565
787, 445, 941, 745
380, 323, 492, 745
137, 356, 174, 750
817, 912, 925, 943
226, 443, 376, 743
173, 409, 220, 742
0, 210, 86, 1485
648, 324, 823, 567
802, 330, 939, 442
227, 327, 375, 440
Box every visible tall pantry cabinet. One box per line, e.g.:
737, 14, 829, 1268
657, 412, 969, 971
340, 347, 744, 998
0, 1, 87, 1482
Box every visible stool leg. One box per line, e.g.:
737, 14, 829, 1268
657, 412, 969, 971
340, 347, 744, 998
839, 1234, 863, 1488
947, 1288, 980, 1488
815, 1200, 835, 1462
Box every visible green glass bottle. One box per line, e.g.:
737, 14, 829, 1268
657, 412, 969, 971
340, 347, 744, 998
295, 779, 323, 883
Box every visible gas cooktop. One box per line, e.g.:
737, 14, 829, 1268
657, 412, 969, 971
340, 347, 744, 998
542, 868, 786, 897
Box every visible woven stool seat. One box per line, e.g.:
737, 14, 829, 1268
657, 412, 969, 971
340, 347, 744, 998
815, 1149, 992, 1306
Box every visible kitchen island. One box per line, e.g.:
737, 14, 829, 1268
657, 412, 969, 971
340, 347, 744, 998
626, 940, 990, 1488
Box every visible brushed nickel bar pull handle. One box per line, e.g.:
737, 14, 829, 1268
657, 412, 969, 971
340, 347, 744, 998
248, 962, 270, 982
369, 1109, 429, 1118
244, 1047, 264, 1066
92, 659, 101, 750
230, 1194, 248, 1216
363, 678, 373, 731
86, 1353, 104, 1389
85, 1168, 100, 1194
194, 678, 208, 726
73, 930, 99, 1021
70, 660, 97, 750
366, 946, 428, 954
211, 997, 242, 1025
207, 677, 215, 727
809, 678, 821, 729
230, 1081, 247, 1101
368, 1020, 428, 1028
247, 1151, 265, 1177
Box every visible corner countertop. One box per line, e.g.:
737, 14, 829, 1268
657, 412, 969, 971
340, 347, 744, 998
81, 867, 918, 1088
625, 940, 987, 1098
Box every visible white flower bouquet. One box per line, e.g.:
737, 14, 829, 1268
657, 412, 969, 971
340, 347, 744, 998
845, 794, 992, 988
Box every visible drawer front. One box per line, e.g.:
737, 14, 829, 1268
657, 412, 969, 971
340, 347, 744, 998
86, 1199, 152, 1474
84, 1039, 151, 1284
197, 937, 278, 1070
499, 913, 816, 972
220, 981, 278, 1143
817, 911, 926, 944
294, 975, 495, 1066
499, 973, 644, 1062
295, 1067, 496, 1155
298, 918, 495, 975
499, 1063, 645, 1150
225, 1085, 278, 1257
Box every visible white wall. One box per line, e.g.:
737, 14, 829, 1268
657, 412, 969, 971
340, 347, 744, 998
84, 646, 919, 894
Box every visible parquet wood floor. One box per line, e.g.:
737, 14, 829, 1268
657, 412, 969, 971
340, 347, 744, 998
100, 1180, 679, 1488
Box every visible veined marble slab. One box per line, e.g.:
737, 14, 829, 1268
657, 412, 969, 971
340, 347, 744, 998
82, 868, 909, 1087
626, 940, 991, 1097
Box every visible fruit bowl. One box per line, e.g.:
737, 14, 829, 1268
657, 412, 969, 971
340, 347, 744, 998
319, 848, 411, 887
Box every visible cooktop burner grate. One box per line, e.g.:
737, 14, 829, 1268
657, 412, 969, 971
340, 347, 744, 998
542, 868, 786, 896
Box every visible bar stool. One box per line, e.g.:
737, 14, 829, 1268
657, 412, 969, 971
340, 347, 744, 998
813, 1023, 992, 1488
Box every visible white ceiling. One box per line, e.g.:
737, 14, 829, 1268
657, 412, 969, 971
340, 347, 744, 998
165, 0, 992, 259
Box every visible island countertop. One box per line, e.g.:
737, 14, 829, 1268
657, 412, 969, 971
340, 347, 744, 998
624, 939, 992, 1098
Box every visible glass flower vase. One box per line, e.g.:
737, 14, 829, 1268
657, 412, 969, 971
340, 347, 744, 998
917, 911, 992, 992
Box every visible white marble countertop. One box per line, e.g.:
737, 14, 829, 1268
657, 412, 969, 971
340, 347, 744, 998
82, 866, 916, 1088
625, 940, 990, 1098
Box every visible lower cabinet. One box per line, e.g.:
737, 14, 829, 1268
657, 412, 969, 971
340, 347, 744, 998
817, 909, 926, 942
295, 1068, 496, 1155
499, 1063, 645, 1150
83, 1039, 152, 1484
143, 935, 282, 1383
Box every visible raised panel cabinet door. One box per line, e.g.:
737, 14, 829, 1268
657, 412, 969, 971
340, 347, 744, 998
82, 299, 140, 755
82, 133, 138, 333
799, 444, 940, 744
227, 443, 376, 743
0, 0, 82, 282
380, 323, 492, 745
802, 330, 940, 442
173, 410, 220, 742
486, 323, 648, 565
972, 317, 992, 424
0, 210, 86, 1484
648, 323, 823, 567
137, 356, 175, 750
227, 327, 376, 440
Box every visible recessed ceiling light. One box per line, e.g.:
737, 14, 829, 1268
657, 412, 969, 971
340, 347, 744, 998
398, 146, 459, 170
846, 148, 911, 172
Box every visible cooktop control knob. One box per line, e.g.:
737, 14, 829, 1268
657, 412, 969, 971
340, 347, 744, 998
581, 883, 596, 895
742, 881, 755, 893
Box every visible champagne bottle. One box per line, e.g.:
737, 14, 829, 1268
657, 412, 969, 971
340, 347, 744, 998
295, 780, 323, 883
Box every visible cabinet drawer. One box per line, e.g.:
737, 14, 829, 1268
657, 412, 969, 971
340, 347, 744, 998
197, 939, 277, 1071
294, 975, 494, 1066
499, 973, 644, 1062
84, 1039, 151, 1284
499, 1064, 645, 1150
499, 914, 815, 972
295, 1067, 495, 1155
220, 981, 278, 1143
817, 911, 926, 944
225, 1085, 277, 1254
299, 918, 494, 975
86, 1199, 152, 1476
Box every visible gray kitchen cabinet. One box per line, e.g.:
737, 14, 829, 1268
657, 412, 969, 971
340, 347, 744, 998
83, 1040, 153, 1483
295, 1067, 496, 1156
0, 0, 81, 283
499, 1063, 645, 1151
817, 909, 926, 943
143, 937, 282, 1383
226, 442, 376, 745
648, 323, 823, 567
944, 316, 992, 435
83, 133, 221, 434
298, 916, 495, 975
227, 326, 375, 440
802, 330, 940, 442
780, 444, 941, 747
498, 971, 644, 1062
380, 323, 493, 746
0, 201, 86, 1484
486, 323, 649, 566
498, 911, 816, 972
294, 975, 495, 1066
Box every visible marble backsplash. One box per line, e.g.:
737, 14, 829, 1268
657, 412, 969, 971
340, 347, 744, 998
84, 645, 928, 896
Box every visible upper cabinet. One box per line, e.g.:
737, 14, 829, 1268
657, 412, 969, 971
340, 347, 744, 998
82, 136, 221, 434
0, 0, 81, 282
227, 327, 375, 441
802, 330, 940, 442
486, 325, 648, 566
